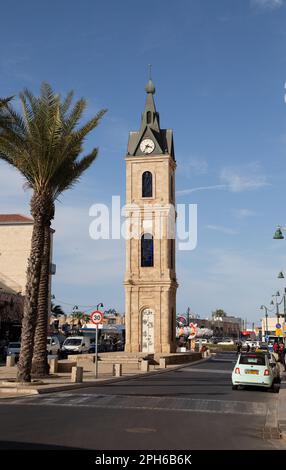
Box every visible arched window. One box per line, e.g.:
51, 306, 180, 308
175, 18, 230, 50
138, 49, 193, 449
147, 111, 151, 124
142, 171, 152, 198
141, 233, 154, 267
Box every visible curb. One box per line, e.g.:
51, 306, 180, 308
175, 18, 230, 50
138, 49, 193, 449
278, 379, 286, 440
0, 356, 211, 397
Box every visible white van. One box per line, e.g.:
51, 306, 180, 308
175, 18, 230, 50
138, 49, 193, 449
62, 336, 91, 354
47, 336, 61, 356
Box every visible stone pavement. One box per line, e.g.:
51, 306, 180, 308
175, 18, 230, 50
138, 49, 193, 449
278, 370, 286, 440
0, 353, 206, 398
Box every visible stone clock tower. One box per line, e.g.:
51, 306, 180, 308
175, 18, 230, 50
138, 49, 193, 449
124, 78, 178, 354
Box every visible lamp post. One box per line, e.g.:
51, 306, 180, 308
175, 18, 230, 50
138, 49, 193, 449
272, 291, 281, 322
260, 305, 273, 341
277, 272, 286, 344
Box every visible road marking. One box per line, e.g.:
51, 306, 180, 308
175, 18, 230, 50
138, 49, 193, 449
0, 393, 270, 417
183, 368, 231, 374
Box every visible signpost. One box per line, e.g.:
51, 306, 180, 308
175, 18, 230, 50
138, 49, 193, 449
90, 310, 103, 378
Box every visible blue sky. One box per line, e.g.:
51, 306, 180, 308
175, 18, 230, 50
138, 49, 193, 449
1, 0, 286, 325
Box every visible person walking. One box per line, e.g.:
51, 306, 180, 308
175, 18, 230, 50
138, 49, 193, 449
278, 343, 286, 372
236, 342, 242, 355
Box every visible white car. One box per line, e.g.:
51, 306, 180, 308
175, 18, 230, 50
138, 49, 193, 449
232, 352, 280, 393
6, 342, 21, 358
195, 339, 208, 344
217, 338, 234, 345
46, 336, 61, 356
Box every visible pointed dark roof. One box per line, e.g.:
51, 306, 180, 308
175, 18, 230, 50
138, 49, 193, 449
127, 80, 175, 160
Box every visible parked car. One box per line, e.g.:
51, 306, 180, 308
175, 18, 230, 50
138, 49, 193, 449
46, 336, 61, 356
6, 342, 21, 359
255, 343, 269, 353
62, 336, 91, 354
232, 352, 280, 392
195, 338, 208, 344
217, 338, 234, 345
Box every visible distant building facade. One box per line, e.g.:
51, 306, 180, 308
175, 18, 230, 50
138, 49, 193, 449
0, 214, 55, 341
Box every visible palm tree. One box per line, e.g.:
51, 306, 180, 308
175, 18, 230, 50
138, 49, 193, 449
51, 303, 65, 317
0, 83, 106, 381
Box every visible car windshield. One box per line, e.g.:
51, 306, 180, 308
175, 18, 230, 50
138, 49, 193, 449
64, 339, 81, 346
9, 343, 20, 348
239, 355, 266, 365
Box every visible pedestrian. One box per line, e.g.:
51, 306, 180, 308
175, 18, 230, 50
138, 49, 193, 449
273, 342, 279, 361
278, 343, 286, 372
236, 342, 242, 355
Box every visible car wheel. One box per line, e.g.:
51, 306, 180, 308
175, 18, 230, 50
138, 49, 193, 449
232, 385, 238, 390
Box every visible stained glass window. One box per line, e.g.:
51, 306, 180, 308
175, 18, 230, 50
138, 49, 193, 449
141, 233, 154, 267
142, 171, 152, 198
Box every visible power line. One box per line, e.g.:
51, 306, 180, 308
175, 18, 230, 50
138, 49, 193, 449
53, 298, 102, 309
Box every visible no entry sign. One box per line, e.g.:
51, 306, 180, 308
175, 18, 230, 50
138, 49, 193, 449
90, 310, 103, 325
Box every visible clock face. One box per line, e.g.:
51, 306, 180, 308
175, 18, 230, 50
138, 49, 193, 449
140, 138, 155, 154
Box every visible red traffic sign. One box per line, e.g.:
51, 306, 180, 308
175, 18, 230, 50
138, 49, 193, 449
90, 310, 103, 325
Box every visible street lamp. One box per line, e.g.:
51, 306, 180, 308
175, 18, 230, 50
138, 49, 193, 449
273, 226, 285, 240
272, 291, 281, 321
96, 303, 104, 310
260, 305, 274, 339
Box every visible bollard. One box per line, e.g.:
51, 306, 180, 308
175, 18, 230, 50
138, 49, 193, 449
113, 363, 122, 377
159, 358, 166, 369
71, 366, 83, 383
141, 360, 149, 372
49, 357, 58, 374
6, 355, 15, 367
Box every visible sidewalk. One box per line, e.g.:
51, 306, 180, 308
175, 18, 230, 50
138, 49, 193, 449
278, 371, 286, 439
0, 354, 208, 398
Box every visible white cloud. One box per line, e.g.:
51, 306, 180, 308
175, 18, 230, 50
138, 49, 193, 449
251, 0, 283, 9
176, 185, 227, 196
206, 225, 238, 235
233, 208, 257, 219
176, 163, 269, 196
0, 162, 31, 213
178, 156, 208, 177
52, 204, 124, 287
220, 164, 269, 192
177, 248, 286, 323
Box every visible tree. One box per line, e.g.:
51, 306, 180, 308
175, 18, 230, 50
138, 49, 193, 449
212, 309, 227, 319
51, 302, 65, 317
0, 83, 106, 381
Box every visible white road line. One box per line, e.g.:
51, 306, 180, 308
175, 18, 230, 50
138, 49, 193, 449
0, 393, 269, 417
183, 368, 231, 374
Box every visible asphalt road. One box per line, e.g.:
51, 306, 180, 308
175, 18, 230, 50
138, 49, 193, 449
0, 352, 283, 450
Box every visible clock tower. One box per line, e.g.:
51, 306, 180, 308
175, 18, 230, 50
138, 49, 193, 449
124, 78, 178, 354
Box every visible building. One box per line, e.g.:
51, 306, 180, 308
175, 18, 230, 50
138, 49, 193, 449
124, 79, 178, 353
0, 214, 55, 342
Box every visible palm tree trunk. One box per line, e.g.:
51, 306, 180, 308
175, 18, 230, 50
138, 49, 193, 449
17, 194, 46, 382
32, 224, 51, 377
